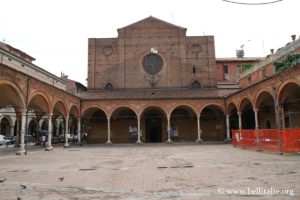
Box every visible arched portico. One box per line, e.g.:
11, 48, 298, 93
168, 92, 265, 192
227, 103, 238, 139
170, 105, 197, 142
200, 104, 226, 141
255, 91, 276, 129
68, 105, 80, 143
0, 81, 26, 154
239, 98, 256, 129
81, 107, 108, 144
277, 82, 300, 128
110, 107, 138, 143
140, 106, 168, 143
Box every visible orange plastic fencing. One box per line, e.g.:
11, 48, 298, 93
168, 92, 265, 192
282, 128, 300, 153
257, 129, 281, 152
232, 130, 256, 149
232, 128, 300, 153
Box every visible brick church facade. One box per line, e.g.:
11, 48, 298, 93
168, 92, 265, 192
88, 17, 217, 90
81, 17, 239, 144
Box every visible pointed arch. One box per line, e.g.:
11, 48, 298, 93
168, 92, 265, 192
255, 90, 275, 109
104, 83, 114, 90
238, 97, 254, 113
191, 80, 201, 89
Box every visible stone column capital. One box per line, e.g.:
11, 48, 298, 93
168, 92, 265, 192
20, 109, 27, 115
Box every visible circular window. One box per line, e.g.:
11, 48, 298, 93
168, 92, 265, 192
143, 54, 163, 75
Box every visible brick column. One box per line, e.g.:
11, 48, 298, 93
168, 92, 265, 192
136, 117, 143, 145
106, 118, 112, 144
16, 109, 27, 155
45, 113, 53, 151
195, 115, 203, 143
166, 116, 173, 144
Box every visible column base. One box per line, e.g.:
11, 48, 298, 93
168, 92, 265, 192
195, 139, 203, 143
224, 138, 232, 143
45, 146, 54, 151
16, 149, 26, 155
63, 143, 70, 148
106, 141, 113, 145
166, 140, 173, 144
135, 141, 143, 145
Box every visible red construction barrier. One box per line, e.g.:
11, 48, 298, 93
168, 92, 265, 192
232, 129, 256, 149
232, 128, 300, 153
282, 128, 300, 153
257, 129, 281, 152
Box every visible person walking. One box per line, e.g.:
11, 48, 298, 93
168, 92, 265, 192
40, 131, 46, 148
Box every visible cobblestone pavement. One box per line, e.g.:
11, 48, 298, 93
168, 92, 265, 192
0, 143, 299, 200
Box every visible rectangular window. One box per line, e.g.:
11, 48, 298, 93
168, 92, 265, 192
223, 65, 228, 73
236, 65, 241, 73
192, 66, 196, 74
248, 76, 252, 85
261, 68, 266, 78
223, 65, 229, 80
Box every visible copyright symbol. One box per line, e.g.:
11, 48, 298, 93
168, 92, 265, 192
218, 188, 225, 195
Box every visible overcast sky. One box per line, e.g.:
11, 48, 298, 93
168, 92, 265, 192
0, 0, 299, 85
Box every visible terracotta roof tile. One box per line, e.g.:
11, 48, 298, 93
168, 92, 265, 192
80, 88, 240, 100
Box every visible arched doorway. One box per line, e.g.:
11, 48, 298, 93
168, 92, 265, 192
110, 107, 137, 143
69, 105, 80, 141
141, 107, 167, 143
0, 82, 26, 149
170, 106, 197, 142
228, 103, 238, 138
240, 99, 255, 129
28, 119, 38, 141
0, 117, 11, 136
82, 108, 107, 144
200, 105, 226, 141
278, 82, 300, 128
28, 93, 50, 142
256, 92, 276, 129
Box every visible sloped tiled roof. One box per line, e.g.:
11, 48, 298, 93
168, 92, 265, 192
80, 88, 240, 100
118, 16, 185, 30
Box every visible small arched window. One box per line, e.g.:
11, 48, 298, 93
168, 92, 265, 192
191, 81, 201, 89
105, 83, 114, 90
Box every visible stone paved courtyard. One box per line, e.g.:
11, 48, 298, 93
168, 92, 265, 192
0, 143, 299, 200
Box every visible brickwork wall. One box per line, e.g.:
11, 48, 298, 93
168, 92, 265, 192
88, 17, 216, 90
0, 64, 80, 115
227, 64, 300, 112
